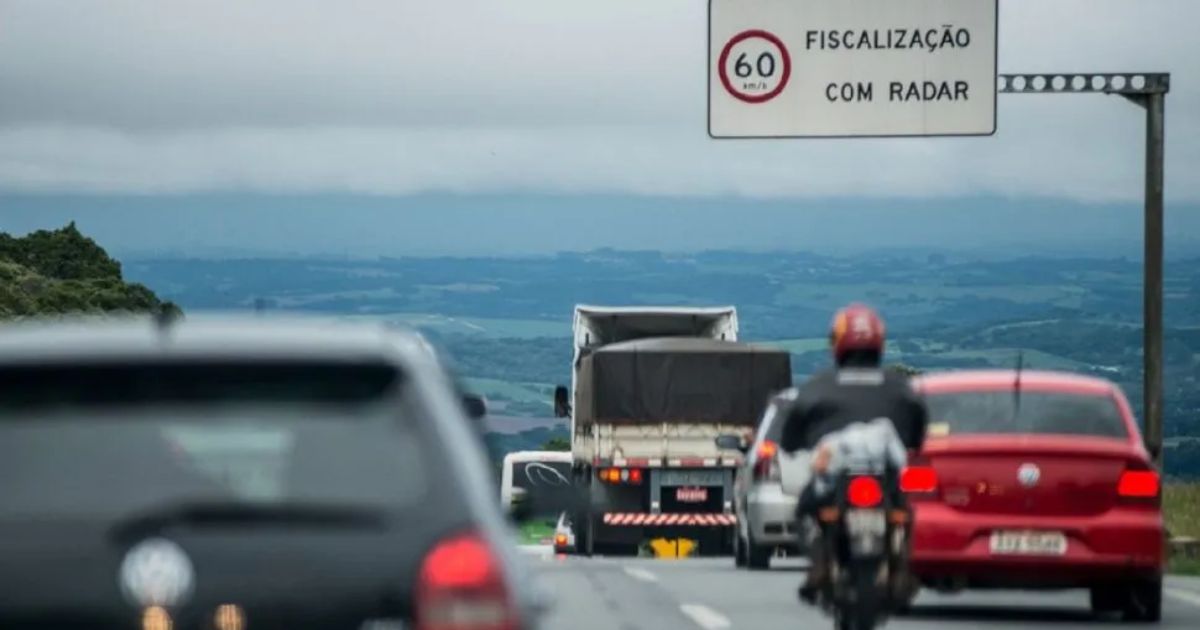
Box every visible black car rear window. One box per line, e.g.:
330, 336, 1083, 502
0, 361, 433, 520
923, 390, 1129, 438
0, 361, 400, 410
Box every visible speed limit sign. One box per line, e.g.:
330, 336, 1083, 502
708, 0, 999, 138
717, 29, 791, 104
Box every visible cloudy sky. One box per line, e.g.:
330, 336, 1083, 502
0, 0, 1198, 258
0, 0, 1196, 203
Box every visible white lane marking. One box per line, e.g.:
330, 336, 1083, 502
622, 567, 659, 583
680, 604, 731, 630
1166, 588, 1200, 608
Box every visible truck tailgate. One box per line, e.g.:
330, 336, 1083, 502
579, 423, 750, 463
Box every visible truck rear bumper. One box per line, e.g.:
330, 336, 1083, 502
603, 513, 737, 526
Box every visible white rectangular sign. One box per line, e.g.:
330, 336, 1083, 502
708, 0, 997, 138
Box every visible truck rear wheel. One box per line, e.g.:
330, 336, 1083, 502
572, 511, 594, 557
720, 528, 736, 556
584, 516, 596, 557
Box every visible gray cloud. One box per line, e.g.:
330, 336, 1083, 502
0, 0, 1197, 202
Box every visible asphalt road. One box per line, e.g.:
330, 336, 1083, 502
520, 547, 1200, 630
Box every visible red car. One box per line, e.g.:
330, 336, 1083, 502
905, 370, 1165, 622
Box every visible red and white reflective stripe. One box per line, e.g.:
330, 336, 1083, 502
602, 513, 737, 526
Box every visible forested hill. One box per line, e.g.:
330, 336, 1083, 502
0, 223, 180, 319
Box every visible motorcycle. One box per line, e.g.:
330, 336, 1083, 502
814, 461, 909, 630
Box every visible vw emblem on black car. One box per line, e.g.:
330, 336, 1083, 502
1017, 463, 1041, 488
118, 538, 195, 608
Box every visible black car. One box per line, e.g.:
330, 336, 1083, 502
0, 314, 546, 630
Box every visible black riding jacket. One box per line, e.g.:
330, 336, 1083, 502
778, 366, 929, 455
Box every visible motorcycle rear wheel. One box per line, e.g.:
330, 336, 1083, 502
834, 565, 881, 630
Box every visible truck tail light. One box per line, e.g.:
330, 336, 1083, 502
415, 531, 518, 630
598, 468, 643, 485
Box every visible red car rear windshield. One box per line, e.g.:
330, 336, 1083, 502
922, 390, 1129, 439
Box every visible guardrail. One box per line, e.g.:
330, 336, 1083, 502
1170, 536, 1200, 560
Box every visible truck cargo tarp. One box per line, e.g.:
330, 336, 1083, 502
576, 337, 791, 426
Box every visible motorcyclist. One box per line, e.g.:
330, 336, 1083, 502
778, 303, 928, 605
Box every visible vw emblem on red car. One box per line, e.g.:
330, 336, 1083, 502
1017, 463, 1041, 488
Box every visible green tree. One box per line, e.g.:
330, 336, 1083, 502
0, 222, 122, 281
0, 223, 181, 320
541, 436, 571, 451
887, 363, 922, 377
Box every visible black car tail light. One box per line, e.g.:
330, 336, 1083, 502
415, 531, 518, 630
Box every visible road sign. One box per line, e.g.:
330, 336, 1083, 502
718, 30, 792, 104
708, 0, 998, 138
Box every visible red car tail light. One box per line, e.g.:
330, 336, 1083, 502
753, 439, 781, 481
415, 532, 518, 630
900, 466, 938, 494
628, 468, 643, 484
847, 476, 883, 508
1118, 470, 1160, 499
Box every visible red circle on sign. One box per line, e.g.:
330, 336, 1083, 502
718, 29, 792, 104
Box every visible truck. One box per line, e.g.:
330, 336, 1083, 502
552, 305, 792, 556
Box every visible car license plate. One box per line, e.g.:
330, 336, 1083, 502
676, 486, 708, 503
989, 531, 1067, 556
845, 509, 886, 536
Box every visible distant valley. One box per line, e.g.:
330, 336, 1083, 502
124, 249, 1200, 478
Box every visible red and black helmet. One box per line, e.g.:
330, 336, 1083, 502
829, 303, 886, 362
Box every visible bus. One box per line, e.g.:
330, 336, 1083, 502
500, 450, 574, 519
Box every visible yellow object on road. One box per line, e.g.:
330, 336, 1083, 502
650, 537, 697, 559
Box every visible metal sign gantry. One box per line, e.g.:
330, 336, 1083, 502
999, 72, 1169, 468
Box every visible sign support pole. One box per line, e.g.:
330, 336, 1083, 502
999, 73, 1169, 469
1142, 90, 1166, 470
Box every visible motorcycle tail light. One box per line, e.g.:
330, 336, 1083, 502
847, 476, 883, 508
